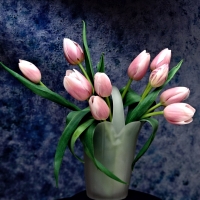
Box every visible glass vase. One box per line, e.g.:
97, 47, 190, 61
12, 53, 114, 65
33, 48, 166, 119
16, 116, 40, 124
84, 86, 142, 200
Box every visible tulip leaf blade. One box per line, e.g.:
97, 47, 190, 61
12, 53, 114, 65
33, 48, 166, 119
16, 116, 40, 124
69, 118, 95, 162
54, 109, 90, 187
80, 121, 127, 184
120, 88, 141, 107
132, 117, 158, 169
126, 90, 160, 123
0, 62, 81, 111
82, 21, 94, 83
164, 59, 183, 86
126, 60, 183, 123
97, 53, 105, 73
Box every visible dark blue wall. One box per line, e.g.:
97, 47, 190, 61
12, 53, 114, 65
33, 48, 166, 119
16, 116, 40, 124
0, 0, 199, 199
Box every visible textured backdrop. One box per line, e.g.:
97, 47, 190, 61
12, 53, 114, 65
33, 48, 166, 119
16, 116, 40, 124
0, 0, 200, 199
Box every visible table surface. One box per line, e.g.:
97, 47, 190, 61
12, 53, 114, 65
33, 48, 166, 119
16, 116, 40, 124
58, 190, 162, 200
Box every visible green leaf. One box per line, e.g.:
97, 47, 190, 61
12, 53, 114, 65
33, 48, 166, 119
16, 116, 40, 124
126, 60, 183, 124
69, 119, 95, 162
163, 59, 183, 87
82, 21, 94, 83
97, 53, 105, 73
132, 117, 158, 169
0, 62, 80, 111
120, 88, 141, 107
80, 122, 127, 184
54, 109, 90, 187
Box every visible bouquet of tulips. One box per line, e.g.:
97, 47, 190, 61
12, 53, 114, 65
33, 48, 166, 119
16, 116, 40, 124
0, 21, 195, 185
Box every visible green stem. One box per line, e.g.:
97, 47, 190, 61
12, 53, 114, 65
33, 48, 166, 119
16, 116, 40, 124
105, 97, 112, 121
78, 63, 94, 93
141, 111, 164, 119
121, 78, 132, 99
140, 82, 152, 102
146, 102, 163, 114
39, 81, 47, 87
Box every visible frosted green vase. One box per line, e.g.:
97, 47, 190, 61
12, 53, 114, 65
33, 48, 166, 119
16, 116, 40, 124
84, 86, 142, 200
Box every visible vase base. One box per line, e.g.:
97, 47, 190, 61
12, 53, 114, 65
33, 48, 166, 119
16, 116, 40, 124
58, 190, 162, 200
86, 190, 127, 200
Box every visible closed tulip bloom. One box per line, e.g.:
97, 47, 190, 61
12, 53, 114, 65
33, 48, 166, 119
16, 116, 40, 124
94, 72, 112, 97
163, 103, 196, 125
63, 38, 84, 65
18, 59, 41, 83
150, 48, 171, 70
63, 69, 92, 101
89, 96, 110, 120
149, 64, 169, 87
127, 50, 150, 81
160, 87, 190, 106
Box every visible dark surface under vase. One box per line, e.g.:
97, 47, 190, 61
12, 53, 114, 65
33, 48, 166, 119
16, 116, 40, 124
58, 190, 162, 200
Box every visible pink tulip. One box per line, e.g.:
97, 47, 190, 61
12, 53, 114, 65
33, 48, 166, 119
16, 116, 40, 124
150, 48, 171, 70
160, 87, 190, 106
149, 64, 169, 87
18, 60, 41, 83
127, 50, 150, 81
94, 72, 112, 97
63, 38, 84, 65
63, 69, 92, 101
163, 103, 196, 125
89, 96, 110, 120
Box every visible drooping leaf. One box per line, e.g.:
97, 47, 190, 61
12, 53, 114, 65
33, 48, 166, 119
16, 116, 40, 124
132, 117, 158, 169
0, 62, 80, 111
80, 122, 126, 184
126, 60, 183, 124
97, 53, 105, 73
69, 119, 95, 162
82, 21, 94, 83
54, 109, 90, 187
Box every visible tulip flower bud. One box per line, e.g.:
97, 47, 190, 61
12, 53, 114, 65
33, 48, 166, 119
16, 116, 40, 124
149, 64, 169, 88
150, 48, 171, 70
89, 96, 110, 120
18, 59, 41, 83
160, 87, 190, 106
63, 38, 84, 65
63, 69, 92, 101
127, 50, 150, 81
94, 72, 112, 97
163, 103, 196, 125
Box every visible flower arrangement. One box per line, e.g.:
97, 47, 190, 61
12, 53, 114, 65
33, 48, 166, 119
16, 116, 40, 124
0, 21, 195, 187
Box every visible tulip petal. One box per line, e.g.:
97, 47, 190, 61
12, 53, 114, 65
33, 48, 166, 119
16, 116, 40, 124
63, 69, 92, 101
163, 103, 195, 125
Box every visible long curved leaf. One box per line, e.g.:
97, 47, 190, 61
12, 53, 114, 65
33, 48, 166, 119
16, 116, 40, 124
82, 21, 94, 83
0, 62, 80, 111
54, 109, 90, 187
69, 119, 95, 162
132, 117, 158, 169
80, 122, 126, 184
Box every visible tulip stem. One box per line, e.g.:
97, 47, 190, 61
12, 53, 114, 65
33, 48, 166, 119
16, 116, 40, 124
78, 63, 94, 92
140, 82, 152, 102
39, 81, 47, 87
105, 97, 112, 121
121, 78, 132, 99
146, 102, 163, 113
141, 111, 164, 119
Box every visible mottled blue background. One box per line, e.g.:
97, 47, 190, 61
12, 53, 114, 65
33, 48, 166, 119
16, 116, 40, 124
0, 0, 200, 199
